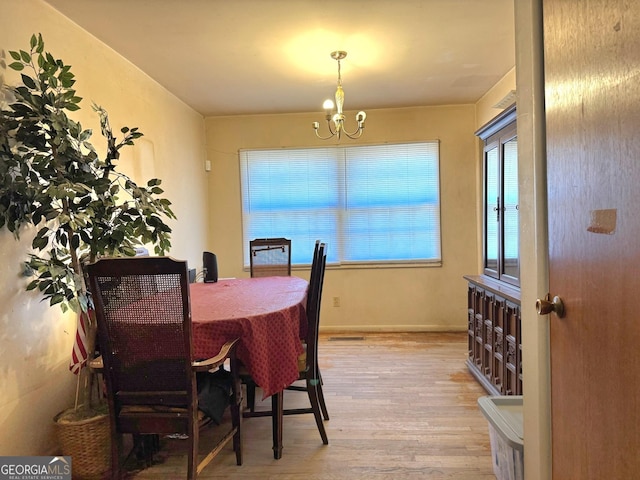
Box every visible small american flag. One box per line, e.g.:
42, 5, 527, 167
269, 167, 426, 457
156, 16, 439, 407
69, 309, 90, 374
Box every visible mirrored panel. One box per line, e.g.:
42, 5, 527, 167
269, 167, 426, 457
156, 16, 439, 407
485, 146, 499, 272
502, 137, 519, 280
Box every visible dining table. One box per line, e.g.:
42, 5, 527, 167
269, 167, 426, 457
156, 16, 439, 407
189, 275, 309, 459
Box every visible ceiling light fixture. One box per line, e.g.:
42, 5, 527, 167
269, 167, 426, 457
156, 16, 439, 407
312, 51, 366, 140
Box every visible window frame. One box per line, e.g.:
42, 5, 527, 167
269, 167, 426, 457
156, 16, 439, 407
239, 141, 442, 269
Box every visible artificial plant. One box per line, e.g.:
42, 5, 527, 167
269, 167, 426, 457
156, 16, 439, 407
0, 34, 175, 418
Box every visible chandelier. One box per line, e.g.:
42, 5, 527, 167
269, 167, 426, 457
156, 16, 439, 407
312, 51, 366, 140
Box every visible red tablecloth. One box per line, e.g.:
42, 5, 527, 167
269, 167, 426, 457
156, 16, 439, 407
190, 276, 308, 399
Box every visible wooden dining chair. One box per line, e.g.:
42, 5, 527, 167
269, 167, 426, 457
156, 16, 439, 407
279, 239, 329, 420
243, 242, 329, 447
249, 237, 291, 277
244, 239, 322, 416
290, 240, 330, 424
86, 256, 243, 480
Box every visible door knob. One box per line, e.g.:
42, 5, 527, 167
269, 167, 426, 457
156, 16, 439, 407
536, 294, 565, 318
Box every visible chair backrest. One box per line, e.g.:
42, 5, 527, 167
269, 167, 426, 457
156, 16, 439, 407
249, 237, 291, 277
307, 239, 321, 303
305, 243, 326, 375
87, 256, 195, 418
203, 251, 218, 283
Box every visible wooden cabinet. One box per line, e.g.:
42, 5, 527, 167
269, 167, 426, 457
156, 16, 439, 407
468, 106, 521, 395
465, 275, 522, 395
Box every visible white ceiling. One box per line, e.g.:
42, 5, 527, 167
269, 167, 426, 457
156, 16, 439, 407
43, 0, 515, 117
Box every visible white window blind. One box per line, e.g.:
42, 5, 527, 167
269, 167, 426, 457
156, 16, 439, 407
240, 142, 441, 267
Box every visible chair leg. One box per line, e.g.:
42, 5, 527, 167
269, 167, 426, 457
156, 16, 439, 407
246, 380, 256, 413
187, 413, 198, 480
231, 376, 243, 465
315, 370, 330, 421
110, 432, 122, 480
307, 378, 329, 445
317, 384, 330, 421
271, 392, 284, 459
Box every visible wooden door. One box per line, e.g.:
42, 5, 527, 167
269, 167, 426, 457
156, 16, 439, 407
543, 0, 640, 477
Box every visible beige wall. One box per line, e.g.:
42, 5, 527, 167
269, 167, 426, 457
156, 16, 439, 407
0, 0, 208, 455
205, 105, 479, 331
475, 67, 517, 129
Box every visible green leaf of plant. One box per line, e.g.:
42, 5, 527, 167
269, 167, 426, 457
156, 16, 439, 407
9, 62, 25, 71
36, 36, 44, 54
21, 74, 37, 89
79, 230, 91, 244
50, 294, 64, 306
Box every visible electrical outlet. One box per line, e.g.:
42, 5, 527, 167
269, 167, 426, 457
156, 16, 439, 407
332, 296, 340, 307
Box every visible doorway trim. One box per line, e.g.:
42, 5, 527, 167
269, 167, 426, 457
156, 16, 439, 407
514, 0, 552, 479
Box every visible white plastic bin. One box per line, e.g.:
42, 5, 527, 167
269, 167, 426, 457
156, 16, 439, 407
477, 395, 524, 480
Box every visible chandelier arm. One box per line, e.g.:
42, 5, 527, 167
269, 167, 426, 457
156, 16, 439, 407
314, 129, 337, 140
343, 128, 365, 140
326, 117, 337, 136
313, 119, 338, 140
342, 122, 365, 138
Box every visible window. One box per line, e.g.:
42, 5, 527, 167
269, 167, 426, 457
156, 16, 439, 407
239, 142, 441, 267
476, 105, 519, 286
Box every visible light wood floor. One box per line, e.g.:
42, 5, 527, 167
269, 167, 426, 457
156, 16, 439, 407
124, 332, 496, 479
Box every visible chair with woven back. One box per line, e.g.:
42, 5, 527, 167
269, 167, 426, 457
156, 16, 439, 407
86, 256, 242, 480
243, 241, 329, 448
249, 237, 291, 277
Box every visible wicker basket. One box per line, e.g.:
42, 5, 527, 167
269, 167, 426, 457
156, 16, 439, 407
54, 409, 111, 479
